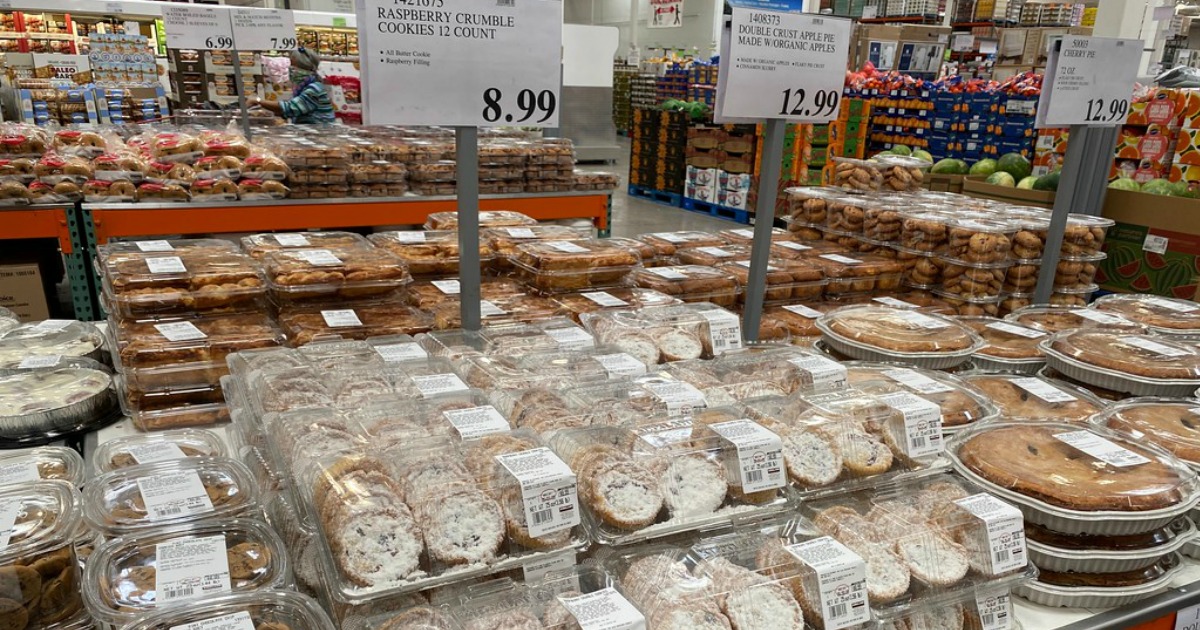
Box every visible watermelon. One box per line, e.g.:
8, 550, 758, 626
997, 153, 1032, 180
1016, 176, 1037, 189
931, 158, 969, 175
890, 145, 912, 156
1032, 172, 1060, 191
986, 172, 1016, 187
912, 149, 933, 163
1142, 179, 1175, 195
969, 159, 997, 176
1109, 177, 1140, 191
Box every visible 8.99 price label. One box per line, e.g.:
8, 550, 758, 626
481, 87, 557, 124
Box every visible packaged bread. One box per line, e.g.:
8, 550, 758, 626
636, 231, 725, 258
242, 154, 291, 181
423, 210, 536, 230
629, 265, 740, 307
264, 247, 411, 303
241, 231, 371, 259
511, 239, 641, 293
716, 258, 825, 302
369, 230, 494, 276
808, 252, 903, 294
98, 241, 265, 316
276, 300, 433, 345
483, 225, 593, 271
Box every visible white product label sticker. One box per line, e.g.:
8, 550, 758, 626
391, 231, 427, 243
546, 240, 589, 254
1011, 377, 1077, 404
154, 321, 208, 342
1075, 309, 1128, 325
1054, 430, 1150, 467
699, 309, 743, 355
595, 353, 648, 378
155, 535, 232, 603
986, 321, 1046, 339
788, 355, 848, 390
709, 419, 786, 493
975, 586, 1013, 630
496, 448, 579, 538
1145, 297, 1200, 313
776, 241, 811, 251
292, 249, 342, 266
29, 320, 73, 333
320, 310, 363, 328
411, 373, 470, 398
730, 229, 756, 238
125, 442, 188, 465
646, 267, 688, 280
651, 232, 688, 243
882, 368, 953, 394
171, 611, 257, 630
878, 391, 944, 458
145, 256, 187, 274
820, 253, 861, 265
785, 537, 869, 629
783, 304, 823, 319
582, 291, 629, 307
375, 342, 428, 363
893, 311, 950, 329
522, 550, 579, 585
0, 499, 20, 550
1122, 336, 1190, 357
556, 588, 646, 630
432, 279, 461, 295
643, 381, 708, 417
545, 327, 596, 351
1144, 233, 1169, 255
733, 260, 781, 272
873, 296, 917, 309
694, 246, 734, 257
480, 300, 508, 317
635, 419, 695, 449
136, 471, 215, 521
954, 493, 1026, 575
18, 355, 61, 369
272, 233, 311, 246
443, 405, 510, 440
504, 227, 537, 238
0, 460, 41, 486
135, 239, 174, 252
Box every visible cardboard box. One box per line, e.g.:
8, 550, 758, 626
856, 24, 950, 73
926, 173, 965, 193
962, 175, 1055, 208
1098, 190, 1200, 299
0, 262, 49, 321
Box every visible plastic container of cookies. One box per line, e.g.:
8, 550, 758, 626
817, 305, 983, 369
759, 303, 837, 339
581, 303, 746, 364
369, 230, 495, 276
784, 186, 841, 227
954, 316, 1047, 373
0, 364, 118, 443
935, 259, 1010, 301
422, 209, 536, 230
1092, 293, 1200, 335
121, 382, 231, 432
511, 239, 642, 293
768, 238, 845, 260
82, 457, 262, 537
83, 518, 292, 628
1013, 553, 1182, 609
240, 231, 371, 259
1026, 517, 1196, 574
961, 373, 1106, 423
635, 231, 726, 258
1051, 252, 1106, 290
263, 248, 412, 304
1091, 398, 1200, 469
831, 157, 884, 193
1040, 331, 1200, 397
660, 348, 809, 405
1005, 305, 1147, 335
824, 194, 877, 236
808, 253, 903, 295
122, 591, 335, 630
0, 320, 104, 364
875, 155, 931, 193
276, 300, 433, 346
628, 265, 740, 307
0, 481, 85, 629
947, 421, 1200, 535
92, 428, 227, 475
98, 243, 267, 317
0, 445, 84, 488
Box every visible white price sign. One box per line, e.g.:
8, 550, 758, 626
1037, 36, 1141, 127
231, 8, 298, 51
358, 0, 563, 126
162, 5, 235, 51
717, 9, 851, 121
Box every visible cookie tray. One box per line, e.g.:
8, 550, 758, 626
1027, 518, 1197, 574
816, 320, 978, 370
1038, 341, 1200, 398
1013, 554, 1184, 609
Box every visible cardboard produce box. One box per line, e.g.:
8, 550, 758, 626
1098, 189, 1200, 299
856, 24, 950, 74
962, 175, 1055, 208
0, 262, 49, 321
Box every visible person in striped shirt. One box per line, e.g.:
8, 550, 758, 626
253, 47, 335, 124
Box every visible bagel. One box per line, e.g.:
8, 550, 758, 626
0, 181, 30, 200
27, 181, 53, 200
109, 180, 136, 197
166, 163, 195, 182
0, 158, 34, 177
53, 181, 80, 197
194, 177, 239, 197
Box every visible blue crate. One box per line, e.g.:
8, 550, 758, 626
681, 197, 752, 224
628, 184, 683, 207
998, 119, 1036, 138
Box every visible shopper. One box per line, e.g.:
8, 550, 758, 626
252, 47, 335, 124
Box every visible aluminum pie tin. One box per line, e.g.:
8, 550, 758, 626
1014, 554, 1183, 609
816, 320, 979, 370
0, 367, 118, 441
1027, 519, 1197, 574
1038, 340, 1200, 398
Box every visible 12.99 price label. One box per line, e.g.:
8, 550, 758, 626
358, 0, 563, 126
1037, 36, 1141, 128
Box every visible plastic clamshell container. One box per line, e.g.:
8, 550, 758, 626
808, 252, 903, 295
276, 300, 433, 346
817, 305, 983, 369
82, 456, 261, 537
263, 247, 412, 304
112, 312, 285, 391
431, 293, 567, 330
301, 431, 587, 603
1039, 331, 1200, 397
784, 187, 847, 230
961, 373, 1106, 423
664, 346, 842, 404
935, 258, 1011, 301
483, 225, 594, 269
581, 303, 747, 364
1092, 398, 1200, 470
1027, 517, 1196, 574
459, 345, 641, 391
1059, 213, 1115, 256
552, 287, 682, 323
1006, 305, 1148, 335
422, 209, 537, 230
98, 241, 267, 317
548, 416, 792, 546
628, 265, 740, 307
121, 590, 336, 630
716, 259, 826, 304
831, 156, 884, 192
511, 239, 641, 293
840, 362, 999, 431
369, 230, 495, 276
1014, 553, 1182, 609
954, 316, 1047, 373
0, 320, 104, 364
824, 194, 879, 236
718, 225, 795, 246
0, 481, 85, 628
240, 231, 372, 259
450, 565, 636, 630
0, 305, 19, 334
1092, 293, 1200, 335
674, 243, 753, 266
635, 231, 727, 258
0, 445, 84, 488
0, 366, 117, 442
604, 236, 664, 267
875, 155, 932, 193
92, 428, 227, 475
83, 518, 292, 628
120, 381, 230, 432
947, 421, 1200, 535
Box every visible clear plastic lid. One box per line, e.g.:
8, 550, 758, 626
0, 366, 115, 438
808, 252, 904, 294
418, 318, 587, 360
406, 277, 525, 310
582, 303, 745, 363
100, 244, 266, 316
949, 421, 1199, 513
240, 231, 372, 259
1093, 398, 1200, 467
0, 479, 81, 572
277, 300, 433, 346
451, 566, 636, 630
716, 258, 826, 304
431, 293, 566, 329
483, 225, 594, 258
674, 243, 753, 266
97, 238, 239, 261
1093, 294, 1200, 334
511, 239, 641, 293
553, 288, 682, 322
0, 306, 17, 334
665, 346, 841, 404
636, 231, 726, 257
1045, 330, 1200, 382
962, 374, 1105, 423
121, 591, 336, 630
422, 210, 537, 230
784, 186, 846, 227
83, 518, 291, 626
92, 428, 227, 474
82, 457, 261, 536
605, 237, 660, 264
264, 248, 412, 303
0, 320, 103, 363
1006, 305, 1148, 335
459, 346, 638, 391
717, 226, 795, 246
629, 265, 740, 306
368, 230, 495, 276
0, 445, 84, 488
818, 305, 983, 356
831, 156, 884, 192
841, 362, 999, 430
956, 315, 1048, 360
761, 302, 838, 338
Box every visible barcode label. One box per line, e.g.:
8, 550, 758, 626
321, 309, 363, 328
155, 535, 231, 604
699, 309, 742, 355
694, 246, 733, 257
292, 249, 342, 266
1011, 377, 1077, 404
782, 304, 823, 319
504, 227, 536, 238
546, 240, 589, 253
829, 603, 848, 619
1075, 309, 1128, 325
544, 326, 595, 350
125, 442, 188, 465
443, 405, 510, 440
986, 321, 1046, 338
882, 368, 953, 394
785, 537, 869, 630
154, 321, 208, 342
954, 494, 1026, 575
582, 291, 628, 307
594, 352, 647, 378
136, 471, 214, 521
145, 256, 187, 274
974, 586, 1012, 630
746, 469, 763, 483
411, 373, 470, 398
873, 296, 917, 309
496, 448, 579, 538
642, 381, 707, 417
557, 588, 645, 630
135, 239, 174, 252
646, 266, 687, 280
497, 0, 514, 6
776, 241, 811, 251
391, 231, 426, 243
531, 508, 553, 524
1121, 335, 1190, 357
273, 233, 310, 246
710, 420, 785, 493
432, 279, 461, 294
1054, 430, 1150, 468
375, 342, 428, 363
877, 391, 943, 458
0, 460, 41, 486
819, 253, 861, 265
788, 354, 848, 390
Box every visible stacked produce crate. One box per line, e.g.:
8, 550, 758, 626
867, 86, 933, 155
655, 65, 688, 103
823, 99, 871, 183
804, 123, 830, 185
613, 63, 638, 133
629, 74, 657, 110
994, 91, 1040, 160
683, 122, 757, 218
629, 107, 687, 197
1110, 91, 1183, 183
685, 63, 718, 109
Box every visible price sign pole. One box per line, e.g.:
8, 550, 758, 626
230, 8, 300, 140
1032, 36, 1140, 304
714, 1, 851, 341
357, 0, 562, 330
